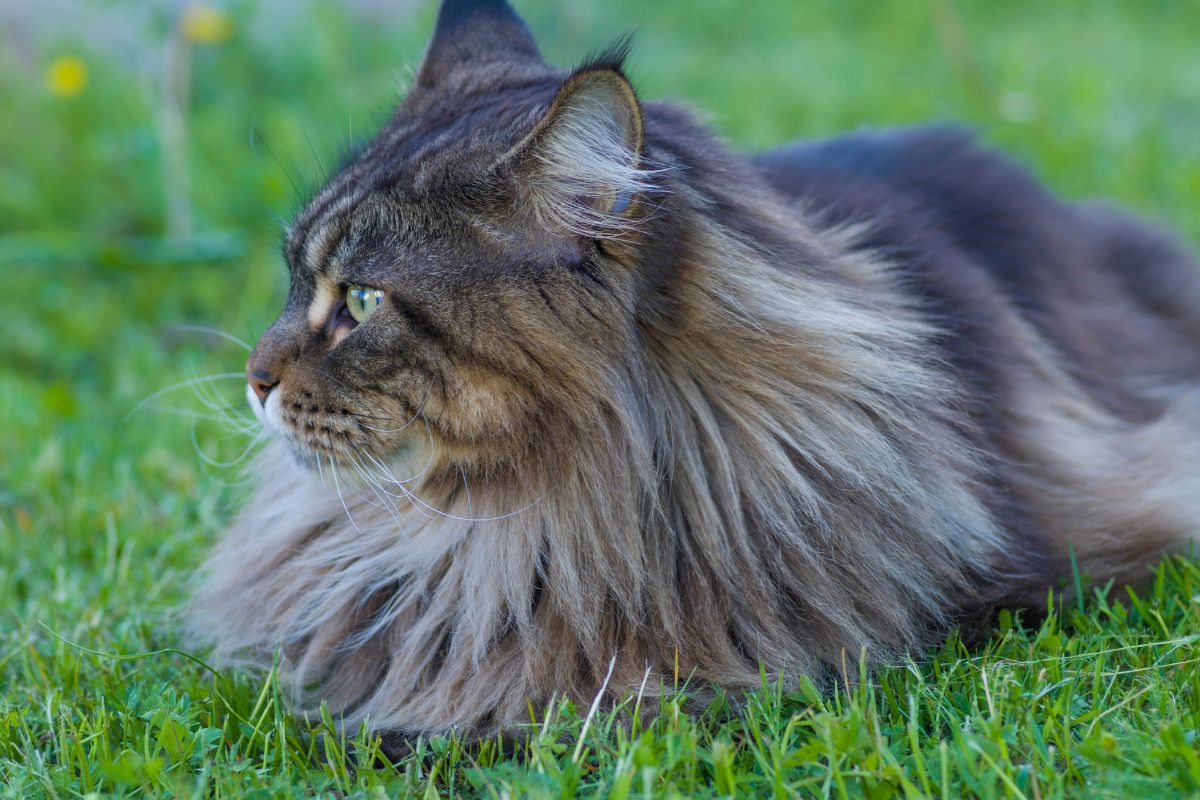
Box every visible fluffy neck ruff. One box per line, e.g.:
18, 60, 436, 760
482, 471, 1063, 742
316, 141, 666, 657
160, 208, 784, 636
187, 123, 1007, 737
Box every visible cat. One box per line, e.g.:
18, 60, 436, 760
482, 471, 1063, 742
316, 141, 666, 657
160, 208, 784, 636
186, 0, 1200, 741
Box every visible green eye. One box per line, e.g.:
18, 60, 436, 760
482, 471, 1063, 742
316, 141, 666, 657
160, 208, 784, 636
346, 285, 384, 323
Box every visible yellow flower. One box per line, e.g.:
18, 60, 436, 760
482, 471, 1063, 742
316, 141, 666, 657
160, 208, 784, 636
180, 4, 234, 45
45, 55, 88, 98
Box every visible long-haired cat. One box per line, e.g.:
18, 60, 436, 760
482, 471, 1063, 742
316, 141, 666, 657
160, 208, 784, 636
187, 0, 1200, 740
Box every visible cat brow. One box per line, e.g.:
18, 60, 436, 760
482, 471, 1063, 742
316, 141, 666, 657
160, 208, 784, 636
301, 207, 354, 277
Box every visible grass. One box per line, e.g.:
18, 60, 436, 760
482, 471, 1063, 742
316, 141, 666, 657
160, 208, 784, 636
2, 0, 1199, 796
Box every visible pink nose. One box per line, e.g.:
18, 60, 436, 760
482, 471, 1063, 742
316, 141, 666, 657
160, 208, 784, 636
248, 370, 279, 404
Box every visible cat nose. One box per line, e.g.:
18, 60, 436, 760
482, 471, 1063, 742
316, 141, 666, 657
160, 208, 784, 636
248, 369, 279, 404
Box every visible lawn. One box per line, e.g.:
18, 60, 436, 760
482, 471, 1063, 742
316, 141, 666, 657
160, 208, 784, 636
2, 0, 1200, 797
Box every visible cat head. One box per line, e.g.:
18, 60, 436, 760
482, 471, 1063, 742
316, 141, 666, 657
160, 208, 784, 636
245, 0, 664, 475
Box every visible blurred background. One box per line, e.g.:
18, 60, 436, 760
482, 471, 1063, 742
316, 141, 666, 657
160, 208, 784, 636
1, 0, 1198, 624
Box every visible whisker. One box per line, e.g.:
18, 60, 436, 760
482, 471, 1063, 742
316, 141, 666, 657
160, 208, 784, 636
401, 480, 544, 524
169, 324, 253, 352
191, 424, 266, 470
342, 412, 401, 422
362, 445, 435, 488
126, 372, 246, 422
140, 405, 259, 436
294, 371, 436, 459
354, 458, 438, 521
247, 116, 304, 206
315, 447, 328, 489
138, 404, 253, 424
355, 386, 431, 434
309, 368, 362, 397
349, 455, 408, 525
302, 127, 329, 184
187, 371, 260, 437
328, 440, 362, 533
361, 440, 543, 524
316, 381, 402, 422
458, 463, 475, 519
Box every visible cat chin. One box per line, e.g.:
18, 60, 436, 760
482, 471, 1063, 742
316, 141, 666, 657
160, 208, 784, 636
278, 427, 433, 488
291, 439, 427, 472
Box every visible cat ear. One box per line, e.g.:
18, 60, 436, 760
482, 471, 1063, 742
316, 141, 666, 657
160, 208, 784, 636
417, 0, 542, 86
510, 62, 652, 239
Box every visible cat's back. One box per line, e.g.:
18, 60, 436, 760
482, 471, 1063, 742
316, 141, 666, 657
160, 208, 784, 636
752, 125, 1200, 420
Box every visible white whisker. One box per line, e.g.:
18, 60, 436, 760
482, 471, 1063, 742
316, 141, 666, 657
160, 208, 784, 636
360, 445, 543, 524
169, 324, 253, 352
139, 404, 257, 435
348, 455, 409, 526
356, 386, 431, 434
458, 463, 474, 519
362, 443, 435, 488
328, 452, 362, 533
126, 372, 246, 422
314, 448, 328, 489
191, 423, 266, 470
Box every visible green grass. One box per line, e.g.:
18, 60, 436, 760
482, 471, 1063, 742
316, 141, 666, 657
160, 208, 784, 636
2, 0, 1199, 796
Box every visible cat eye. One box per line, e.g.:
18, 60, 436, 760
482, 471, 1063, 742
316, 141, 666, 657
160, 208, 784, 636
346, 285, 385, 323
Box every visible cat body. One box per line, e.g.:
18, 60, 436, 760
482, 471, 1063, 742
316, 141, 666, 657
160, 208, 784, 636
187, 0, 1200, 738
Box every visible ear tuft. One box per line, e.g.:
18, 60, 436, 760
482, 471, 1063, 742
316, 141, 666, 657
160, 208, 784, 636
575, 33, 635, 76
513, 61, 658, 240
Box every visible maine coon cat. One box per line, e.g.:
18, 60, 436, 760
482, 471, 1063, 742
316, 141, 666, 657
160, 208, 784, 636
187, 0, 1200, 740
